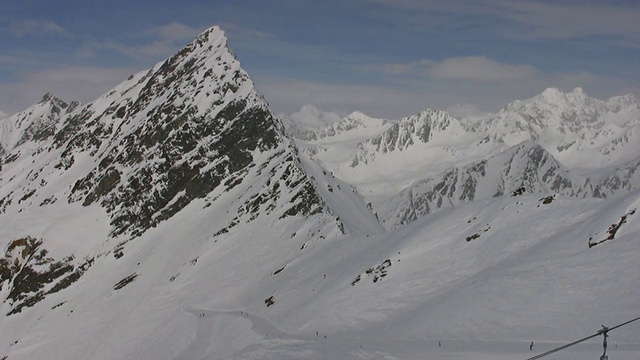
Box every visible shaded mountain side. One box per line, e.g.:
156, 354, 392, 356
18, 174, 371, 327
598, 154, 640, 196
375, 141, 596, 229
0, 94, 78, 157
0, 26, 340, 316
350, 109, 465, 166
0, 26, 330, 239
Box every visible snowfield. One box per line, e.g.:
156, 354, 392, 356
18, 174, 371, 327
1, 189, 638, 359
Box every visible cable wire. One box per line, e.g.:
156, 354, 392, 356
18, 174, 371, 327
525, 315, 640, 360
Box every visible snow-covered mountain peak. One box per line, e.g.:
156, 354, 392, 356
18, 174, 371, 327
345, 110, 375, 121
0, 25, 345, 324
477, 87, 609, 143
537, 86, 564, 102
39, 92, 57, 104
607, 92, 638, 112
195, 25, 224, 42
184, 25, 234, 61
0, 24, 335, 239
342, 110, 385, 127
288, 109, 388, 142
0, 92, 76, 154
505, 87, 593, 112
445, 103, 489, 120
568, 86, 586, 97
290, 104, 342, 129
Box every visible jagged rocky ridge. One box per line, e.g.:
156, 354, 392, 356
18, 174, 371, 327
0, 93, 78, 157
377, 141, 595, 229
292, 87, 640, 230
1, 27, 328, 237
0, 26, 336, 315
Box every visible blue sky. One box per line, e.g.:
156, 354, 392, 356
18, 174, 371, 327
1, 0, 639, 118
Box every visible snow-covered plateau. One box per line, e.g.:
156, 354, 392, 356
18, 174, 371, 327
0, 26, 639, 360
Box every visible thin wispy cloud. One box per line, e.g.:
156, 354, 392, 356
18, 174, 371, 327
223, 23, 359, 67
0, 66, 135, 114
489, 0, 640, 42
367, 0, 640, 47
254, 74, 435, 118
256, 64, 622, 118
369, 57, 537, 82
146, 22, 202, 42
430, 57, 537, 82
8, 20, 70, 37
0, 1, 637, 118
77, 22, 204, 60
76, 39, 136, 59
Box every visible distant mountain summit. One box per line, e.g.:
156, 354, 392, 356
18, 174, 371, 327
471, 87, 638, 143
292, 87, 640, 229
445, 103, 489, 120
0, 93, 78, 156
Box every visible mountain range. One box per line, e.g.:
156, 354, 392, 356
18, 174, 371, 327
0, 26, 639, 360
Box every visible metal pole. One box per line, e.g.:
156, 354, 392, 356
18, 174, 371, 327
526, 316, 640, 360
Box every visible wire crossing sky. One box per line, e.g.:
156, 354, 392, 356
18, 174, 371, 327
526, 315, 640, 360
1, 0, 639, 117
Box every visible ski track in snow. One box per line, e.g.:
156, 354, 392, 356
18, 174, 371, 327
179, 307, 640, 360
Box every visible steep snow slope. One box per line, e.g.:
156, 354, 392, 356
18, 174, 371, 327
297, 148, 385, 236
0, 25, 340, 324
376, 141, 595, 229
10, 189, 640, 360
3, 175, 639, 359
0, 93, 78, 156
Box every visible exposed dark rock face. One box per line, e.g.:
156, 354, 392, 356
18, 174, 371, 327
379, 142, 594, 229
0, 27, 334, 316
589, 208, 636, 248
350, 109, 456, 166
0, 237, 91, 315
0, 26, 329, 239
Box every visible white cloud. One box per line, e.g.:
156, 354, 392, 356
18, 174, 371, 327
428, 56, 537, 82
76, 21, 204, 60
147, 21, 202, 42
0, 66, 136, 115
254, 75, 465, 119
490, 0, 640, 41
76, 39, 136, 59
365, 56, 537, 82
254, 66, 635, 120
9, 20, 70, 37
366, 0, 640, 47
0, 61, 634, 124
